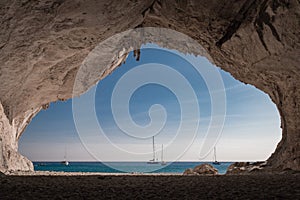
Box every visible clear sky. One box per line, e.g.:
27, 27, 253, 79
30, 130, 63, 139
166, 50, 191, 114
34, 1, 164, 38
19, 44, 281, 162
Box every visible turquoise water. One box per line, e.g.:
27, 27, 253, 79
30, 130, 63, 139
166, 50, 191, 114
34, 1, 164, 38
33, 162, 232, 174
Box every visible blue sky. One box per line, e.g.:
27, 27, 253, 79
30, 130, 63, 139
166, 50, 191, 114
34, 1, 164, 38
19, 44, 281, 162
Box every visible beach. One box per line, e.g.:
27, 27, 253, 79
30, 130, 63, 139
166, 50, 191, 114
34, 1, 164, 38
0, 171, 299, 199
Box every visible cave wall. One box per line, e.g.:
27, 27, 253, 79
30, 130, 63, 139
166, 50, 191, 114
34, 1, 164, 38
0, 0, 299, 172
0, 102, 39, 172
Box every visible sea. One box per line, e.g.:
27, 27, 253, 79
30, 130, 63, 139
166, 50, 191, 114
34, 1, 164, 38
33, 162, 233, 174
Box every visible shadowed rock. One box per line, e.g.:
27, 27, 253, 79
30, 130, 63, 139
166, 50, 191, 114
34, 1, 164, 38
0, 171, 5, 177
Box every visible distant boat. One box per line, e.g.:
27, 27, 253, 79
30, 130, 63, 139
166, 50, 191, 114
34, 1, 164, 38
61, 145, 69, 166
161, 144, 167, 166
147, 136, 159, 164
61, 160, 69, 166
212, 146, 220, 165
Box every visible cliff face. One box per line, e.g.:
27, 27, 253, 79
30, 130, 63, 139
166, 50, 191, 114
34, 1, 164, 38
0, 0, 299, 172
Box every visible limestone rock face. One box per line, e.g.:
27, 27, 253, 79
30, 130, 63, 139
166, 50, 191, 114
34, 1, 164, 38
0, 0, 299, 172
0, 103, 36, 173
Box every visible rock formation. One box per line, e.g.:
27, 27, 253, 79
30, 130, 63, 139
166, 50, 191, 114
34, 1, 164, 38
226, 162, 268, 174
183, 164, 218, 175
0, 0, 299, 172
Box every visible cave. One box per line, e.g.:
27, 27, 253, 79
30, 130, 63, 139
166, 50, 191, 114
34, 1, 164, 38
0, 0, 299, 173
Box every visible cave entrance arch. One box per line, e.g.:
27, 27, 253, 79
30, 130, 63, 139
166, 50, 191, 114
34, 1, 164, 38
0, 0, 299, 173
19, 30, 280, 173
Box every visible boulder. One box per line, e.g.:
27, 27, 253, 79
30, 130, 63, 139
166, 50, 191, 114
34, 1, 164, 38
183, 164, 218, 175
193, 164, 218, 175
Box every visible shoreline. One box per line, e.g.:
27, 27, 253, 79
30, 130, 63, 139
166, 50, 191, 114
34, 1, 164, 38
8, 171, 185, 176
7, 169, 300, 176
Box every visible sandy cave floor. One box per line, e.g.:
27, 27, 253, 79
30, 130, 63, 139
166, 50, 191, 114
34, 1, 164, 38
0, 173, 300, 199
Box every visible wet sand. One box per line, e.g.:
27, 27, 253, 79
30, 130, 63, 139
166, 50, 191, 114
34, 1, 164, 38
0, 172, 299, 199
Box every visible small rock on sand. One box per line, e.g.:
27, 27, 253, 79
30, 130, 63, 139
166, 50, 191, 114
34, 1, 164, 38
183, 164, 218, 175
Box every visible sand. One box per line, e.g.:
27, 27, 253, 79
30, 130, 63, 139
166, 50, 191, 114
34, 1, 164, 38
0, 171, 299, 199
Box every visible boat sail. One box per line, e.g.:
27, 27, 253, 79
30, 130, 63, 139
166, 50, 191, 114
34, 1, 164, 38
212, 146, 220, 165
147, 136, 159, 164
161, 144, 167, 165
61, 145, 69, 166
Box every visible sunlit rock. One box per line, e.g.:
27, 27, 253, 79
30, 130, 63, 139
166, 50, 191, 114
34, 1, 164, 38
193, 164, 218, 175
183, 164, 218, 175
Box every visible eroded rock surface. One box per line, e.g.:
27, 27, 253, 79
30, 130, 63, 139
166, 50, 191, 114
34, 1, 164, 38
183, 164, 218, 175
0, 0, 299, 172
193, 164, 218, 175
226, 162, 268, 174
0, 103, 36, 172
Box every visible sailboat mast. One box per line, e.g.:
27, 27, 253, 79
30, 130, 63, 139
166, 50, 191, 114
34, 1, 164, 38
152, 136, 155, 161
161, 144, 163, 162
214, 146, 217, 162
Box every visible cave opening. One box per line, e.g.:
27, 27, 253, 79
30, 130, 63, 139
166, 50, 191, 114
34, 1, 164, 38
18, 43, 281, 174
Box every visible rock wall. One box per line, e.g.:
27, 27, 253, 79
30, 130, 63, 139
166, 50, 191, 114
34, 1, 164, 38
0, 0, 299, 172
0, 102, 39, 172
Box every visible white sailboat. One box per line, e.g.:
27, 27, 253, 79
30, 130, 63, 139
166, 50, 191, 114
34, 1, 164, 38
212, 146, 220, 165
147, 136, 159, 164
61, 146, 69, 166
161, 144, 167, 165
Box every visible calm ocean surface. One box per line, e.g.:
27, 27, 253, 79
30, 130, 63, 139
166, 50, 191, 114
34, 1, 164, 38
33, 162, 232, 174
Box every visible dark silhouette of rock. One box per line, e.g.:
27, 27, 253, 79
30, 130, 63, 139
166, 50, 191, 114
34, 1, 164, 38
0, 171, 5, 177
